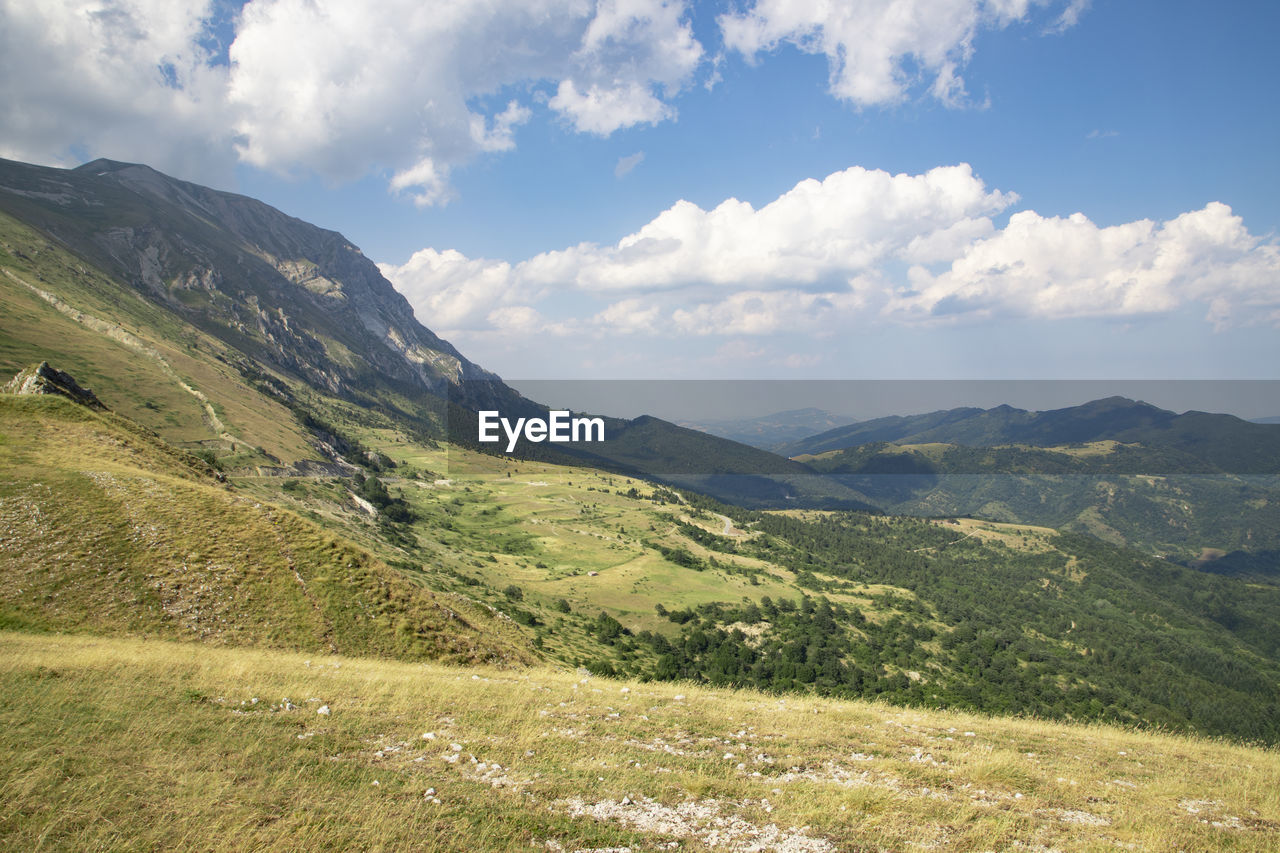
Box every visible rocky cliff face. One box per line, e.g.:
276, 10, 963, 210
0, 157, 505, 420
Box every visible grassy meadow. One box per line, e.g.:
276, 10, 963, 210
2, 631, 1277, 851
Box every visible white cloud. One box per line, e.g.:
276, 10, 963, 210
1, 0, 701, 198
1048, 0, 1091, 34
519, 164, 1016, 290
472, 102, 533, 153
549, 80, 673, 135
615, 151, 645, 177
378, 248, 522, 331
389, 158, 454, 208
487, 305, 546, 333
719, 0, 1077, 108
549, 0, 702, 134
382, 164, 1280, 348
896, 202, 1280, 327
227, 0, 651, 197
591, 298, 663, 334
0, 0, 236, 181
671, 290, 864, 335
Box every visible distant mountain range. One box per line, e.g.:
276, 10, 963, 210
777, 395, 1280, 473
2, 155, 1276, 557
762, 397, 1280, 562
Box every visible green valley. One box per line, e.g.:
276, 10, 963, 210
4, 155, 1280, 850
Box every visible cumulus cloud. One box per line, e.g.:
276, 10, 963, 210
0, 0, 236, 181
897, 203, 1280, 328
378, 248, 523, 332
719, 0, 1078, 107
549, 80, 673, 135
591, 298, 664, 334
549, 0, 702, 134
228, 0, 700, 199
1, 0, 1087, 203
487, 305, 547, 333
1, 0, 701, 198
519, 164, 1016, 290
381, 164, 1280, 343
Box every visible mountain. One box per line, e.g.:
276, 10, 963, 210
0, 156, 509, 425
0, 157, 863, 506
678, 407, 855, 449
7, 366, 1280, 746
779, 398, 1280, 559
7, 155, 1280, 749
778, 396, 1280, 473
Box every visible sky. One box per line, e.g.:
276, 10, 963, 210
3, 0, 1279, 386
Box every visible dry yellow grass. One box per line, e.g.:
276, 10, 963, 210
2, 631, 1276, 851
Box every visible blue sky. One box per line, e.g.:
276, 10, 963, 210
3, 0, 1279, 383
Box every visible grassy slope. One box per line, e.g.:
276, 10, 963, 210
221, 418, 1280, 738
5, 386, 1279, 744
233, 446, 813, 670
2, 631, 1277, 852
0, 209, 322, 464
0, 395, 532, 666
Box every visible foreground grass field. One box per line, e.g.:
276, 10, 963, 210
3, 632, 1277, 851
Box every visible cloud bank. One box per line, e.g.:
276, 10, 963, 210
1, 0, 702, 198
2, 0, 1083, 198
381, 164, 1280, 342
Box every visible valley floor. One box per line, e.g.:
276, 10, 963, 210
2, 631, 1277, 852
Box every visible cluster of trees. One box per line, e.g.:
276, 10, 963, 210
354, 473, 415, 523
628, 502, 1280, 743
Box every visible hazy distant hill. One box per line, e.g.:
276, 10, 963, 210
679, 407, 855, 449
780, 397, 1280, 559
780, 396, 1280, 474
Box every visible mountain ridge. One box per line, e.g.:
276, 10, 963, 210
777, 395, 1280, 473
2, 156, 492, 407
